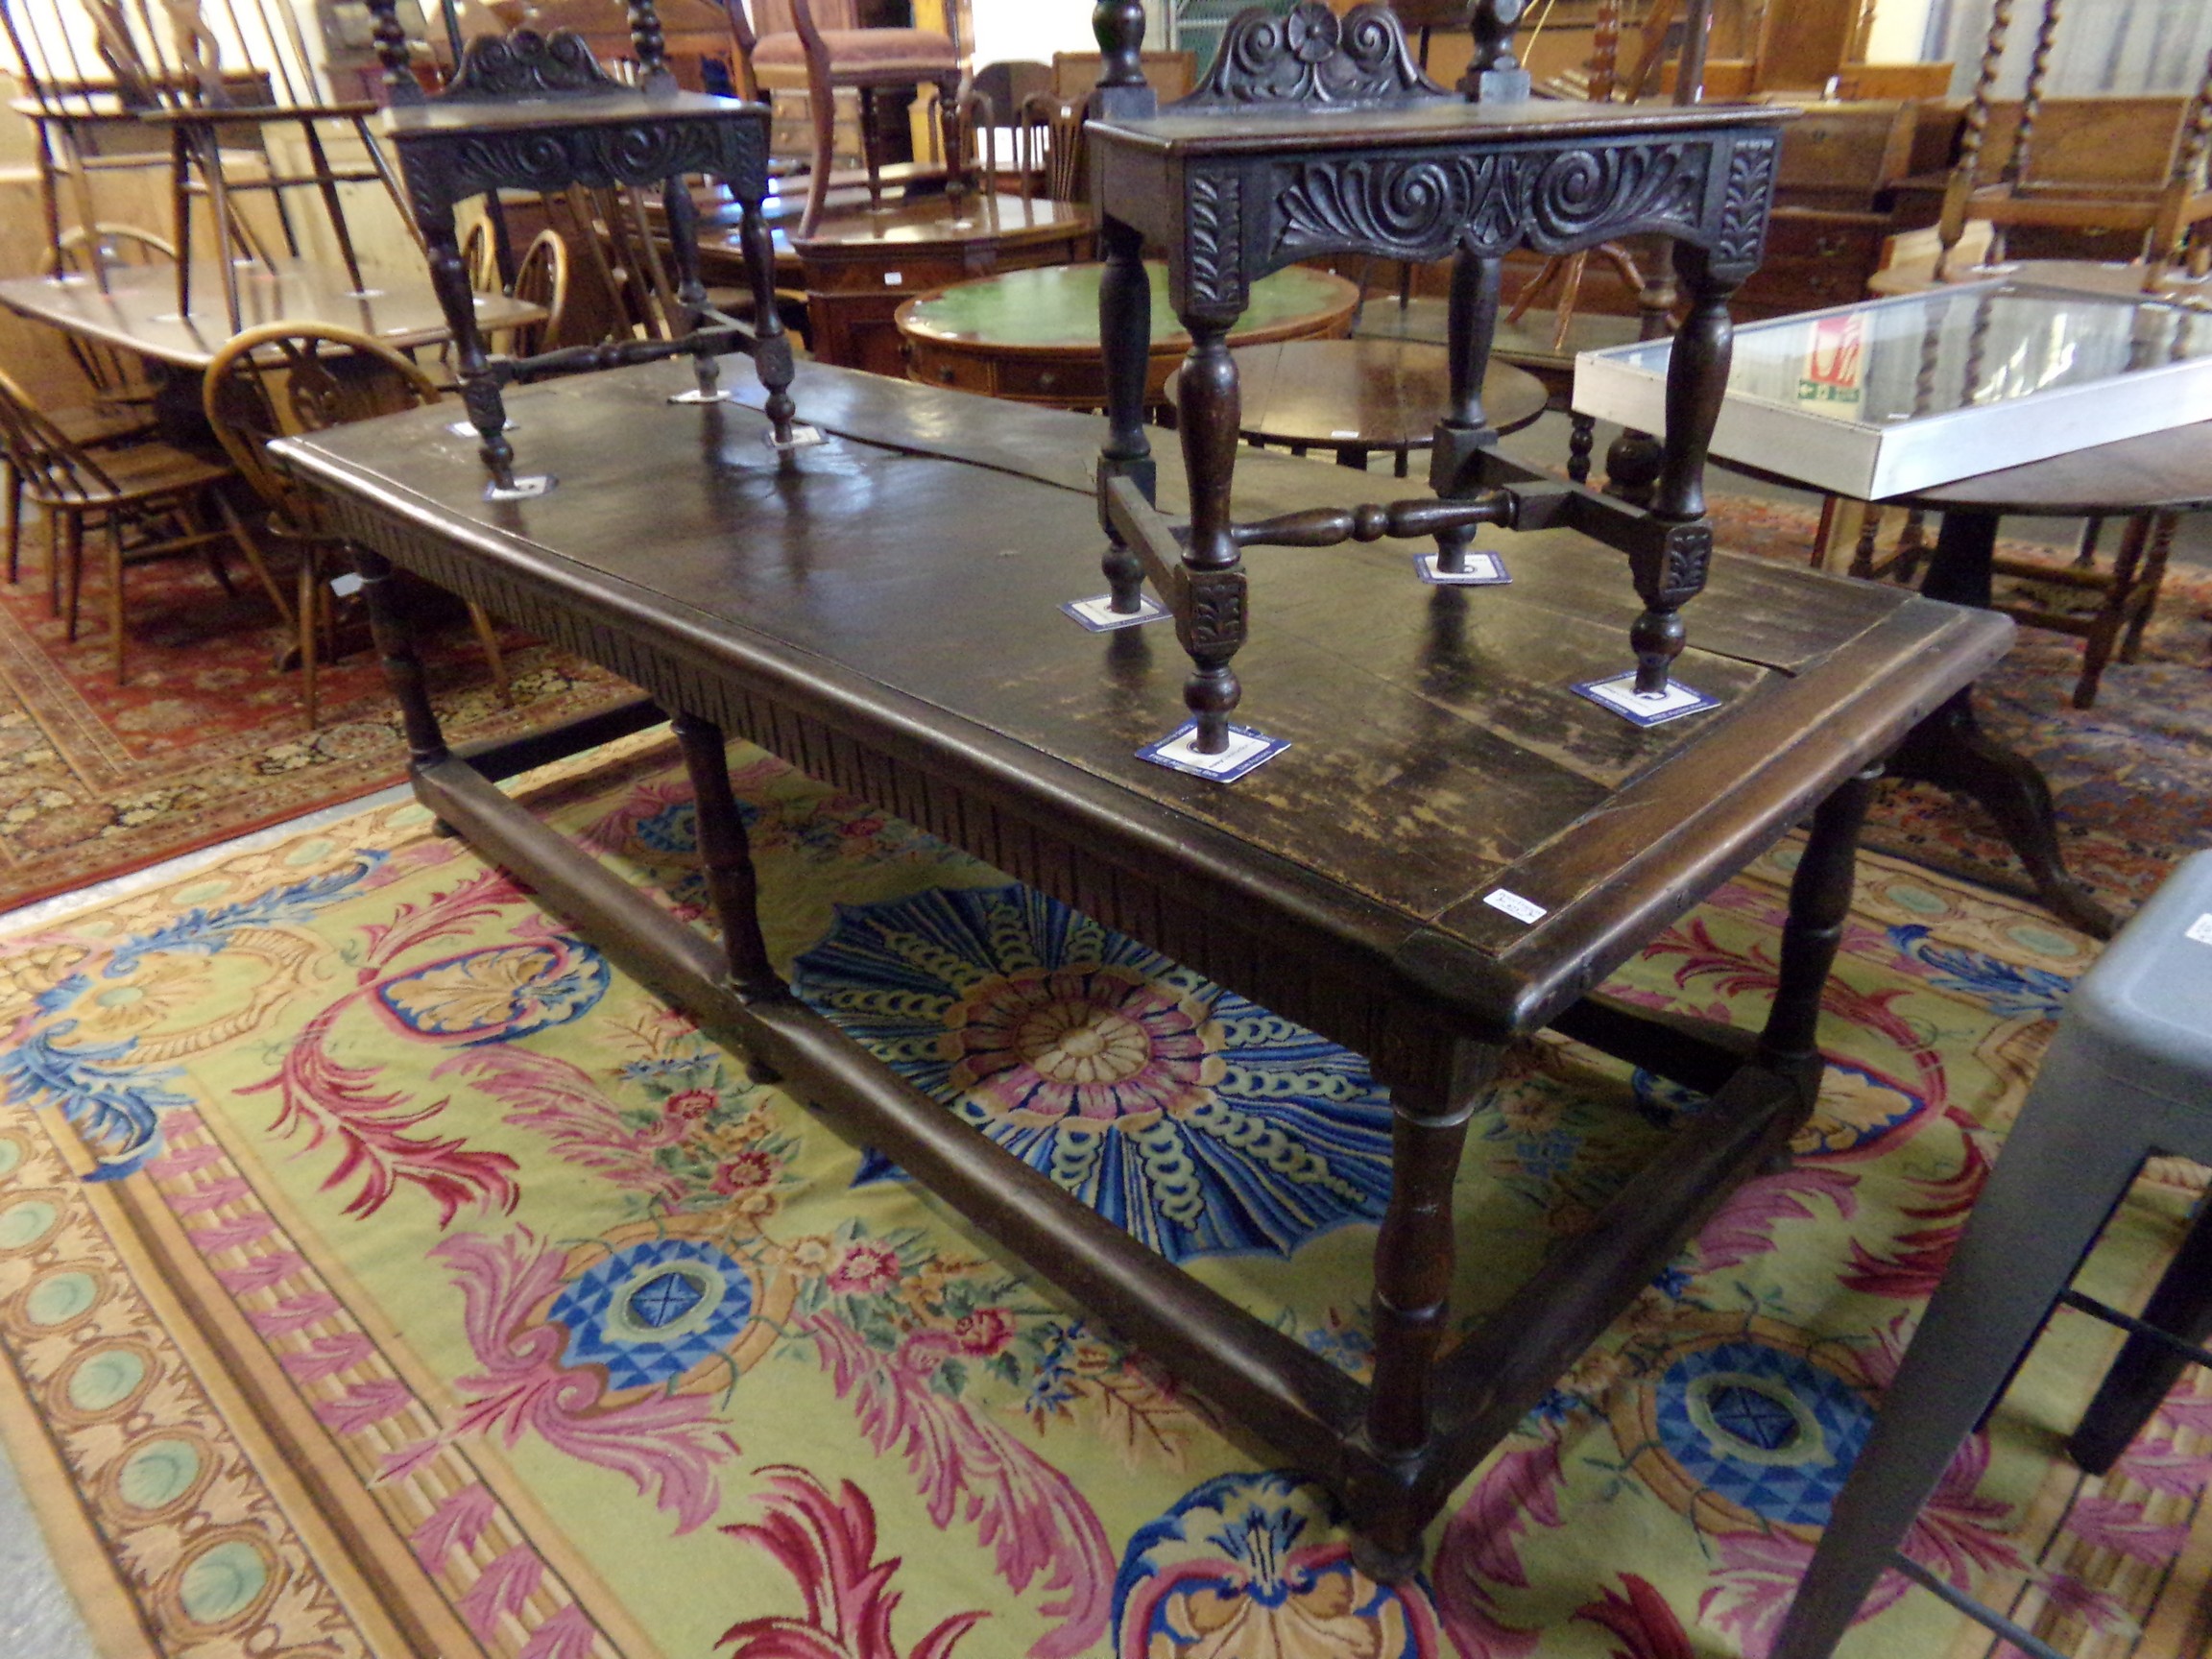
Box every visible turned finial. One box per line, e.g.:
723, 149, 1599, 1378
627, 0, 675, 90
1464, 0, 1530, 102
363, 0, 423, 102
1091, 0, 1155, 118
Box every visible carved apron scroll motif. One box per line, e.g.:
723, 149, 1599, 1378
1269, 140, 1709, 266
409, 122, 763, 220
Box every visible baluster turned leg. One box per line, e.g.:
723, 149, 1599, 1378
1096, 219, 1155, 612
424, 209, 519, 492
1353, 1037, 1503, 1578
1175, 310, 1246, 754
1431, 249, 1502, 575
1630, 241, 1739, 695
661, 173, 722, 402
671, 711, 781, 995
1566, 412, 1596, 484
739, 197, 800, 446
1757, 761, 1878, 1094
353, 545, 451, 771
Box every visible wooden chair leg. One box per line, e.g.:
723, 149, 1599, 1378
107, 515, 127, 685
2119, 510, 2176, 665
801, 81, 837, 238
299, 546, 320, 729
466, 601, 511, 705
62, 511, 84, 641
2075, 513, 2152, 710
213, 492, 295, 626
858, 87, 882, 210
4, 463, 19, 585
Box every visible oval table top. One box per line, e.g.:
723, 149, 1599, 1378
895, 261, 1359, 356
1166, 338, 1551, 449
1887, 419, 2212, 517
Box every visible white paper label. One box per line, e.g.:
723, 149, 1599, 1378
883, 271, 904, 286
1483, 889, 1548, 925
2186, 913, 2212, 947
328, 572, 365, 597
1152, 724, 1276, 773
1580, 676, 1713, 720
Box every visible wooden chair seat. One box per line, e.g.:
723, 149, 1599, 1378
24, 442, 231, 509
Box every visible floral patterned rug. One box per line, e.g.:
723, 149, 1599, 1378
1701, 497, 2212, 919
0, 533, 639, 912
3, 732, 2206, 1659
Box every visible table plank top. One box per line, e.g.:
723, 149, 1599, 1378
276, 359, 2008, 1030
0, 258, 544, 371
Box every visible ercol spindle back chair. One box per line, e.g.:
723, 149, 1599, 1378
0, 362, 281, 685
1938, 0, 2212, 287
204, 324, 510, 727
360, 0, 807, 497
1083, 0, 1790, 775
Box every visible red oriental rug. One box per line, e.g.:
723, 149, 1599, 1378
0, 528, 638, 913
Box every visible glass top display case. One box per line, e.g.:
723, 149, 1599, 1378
1573, 280, 2212, 498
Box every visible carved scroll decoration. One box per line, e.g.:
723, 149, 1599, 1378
1179, 1, 1445, 110
404, 121, 765, 222
1269, 140, 1708, 264
445, 30, 622, 99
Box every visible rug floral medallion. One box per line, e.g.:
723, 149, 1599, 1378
2, 734, 2208, 1659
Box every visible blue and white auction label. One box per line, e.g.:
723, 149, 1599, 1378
484, 474, 556, 501
1138, 721, 1288, 782
1572, 672, 1719, 728
1063, 592, 1170, 632
2186, 913, 2212, 947
1415, 550, 1510, 586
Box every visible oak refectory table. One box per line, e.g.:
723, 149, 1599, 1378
274, 355, 2008, 1573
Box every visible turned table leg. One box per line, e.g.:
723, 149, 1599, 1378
353, 545, 451, 772
1096, 216, 1155, 613
661, 173, 724, 403
738, 197, 801, 446
672, 710, 781, 995
1432, 248, 1503, 575
1353, 1037, 1503, 1576
1757, 761, 1879, 1093
1174, 307, 1247, 754
1632, 241, 1740, 695
423, 205, 520, 493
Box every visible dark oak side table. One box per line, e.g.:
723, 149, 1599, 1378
1166, 338, 1549, 474
362, 0, 803, 494
1085, 0, 1794, 762
276, 356, 2009, 1575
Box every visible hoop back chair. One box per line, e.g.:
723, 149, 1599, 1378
728, 0, 968, 235
0, 363, 280, 685
38, 223, 178, 413
203, 324, 509, 726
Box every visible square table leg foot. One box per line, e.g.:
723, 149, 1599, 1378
1063, 591, 1169, 631
1137, 720, 1288, 782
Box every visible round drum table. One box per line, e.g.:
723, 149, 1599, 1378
1166, 338, 1550, 473
895, 260, 1360, 408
